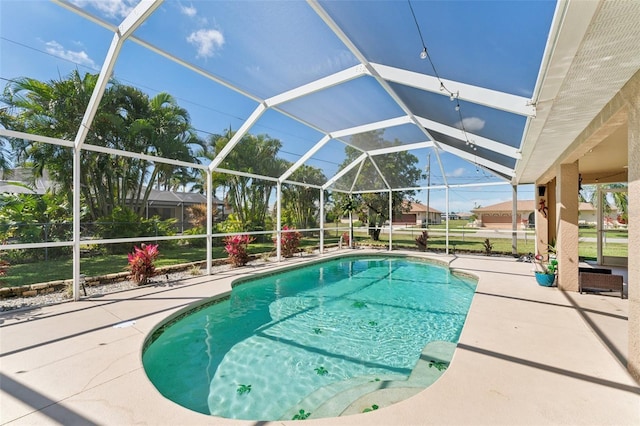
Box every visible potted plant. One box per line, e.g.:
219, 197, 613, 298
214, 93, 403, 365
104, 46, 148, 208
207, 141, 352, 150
533, 254, 558, 286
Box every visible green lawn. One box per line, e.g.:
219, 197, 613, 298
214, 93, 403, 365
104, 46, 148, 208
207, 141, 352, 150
578, 228, 628, 238
0, 232, 627, 288
0, 237, 339, 288
353, 232, 536, 254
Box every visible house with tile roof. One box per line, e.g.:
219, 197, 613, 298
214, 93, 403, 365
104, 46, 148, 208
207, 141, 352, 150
393, 201, 442, 225
471, 200, 617, 229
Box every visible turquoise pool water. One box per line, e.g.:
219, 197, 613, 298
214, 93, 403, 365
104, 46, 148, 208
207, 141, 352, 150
142, 256, 476, 420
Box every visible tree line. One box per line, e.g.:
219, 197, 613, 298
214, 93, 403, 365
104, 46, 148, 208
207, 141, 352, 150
0, 71, 422, 256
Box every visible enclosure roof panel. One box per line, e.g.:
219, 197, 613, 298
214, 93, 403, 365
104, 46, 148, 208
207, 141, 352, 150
2, 0, 563, 189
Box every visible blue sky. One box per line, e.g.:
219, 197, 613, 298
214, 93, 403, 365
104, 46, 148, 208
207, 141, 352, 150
0, 0, 557, 212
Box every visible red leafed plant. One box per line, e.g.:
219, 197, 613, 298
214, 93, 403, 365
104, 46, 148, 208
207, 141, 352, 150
127, 243, 159, 285
341, 232, 350, 247
277, 226, 302, 258
224, 234, 254, 267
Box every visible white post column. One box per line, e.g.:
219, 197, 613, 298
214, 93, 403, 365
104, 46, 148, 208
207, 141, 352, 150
512, 184, 518, 256
72, 148, 81, 301
276, 182, 282, 261
319, 189, 324, 254
388, 190, 393, 251
206, 170, 212, 275
596, 184, 603, 264
445, 186, 450, 255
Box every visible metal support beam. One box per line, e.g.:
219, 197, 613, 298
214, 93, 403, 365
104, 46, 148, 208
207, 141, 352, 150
388, 189, 393, 251
331, 116, 413, 139
320, 189, 325, 254
415, 116, 521, 159
437, 143, 516, 177
323, 153, 367, 190
209, 103, 268, 170
0, 129, 74, 148
372, 62, 536, 117
72, 147, 81, 301
307, 0, 470, 171
350, 160, 366, 193
280, 135, 331, 183
266, 65, 366, 107
73, 0, 162, 151
596, 184, 603, 264
368, 141, 434, 157
276, 182, 282, 261
512, 185, 518, 256
206, 170, 213, 275
445, 187, 450, 255
69, 1, 162, 301
368, 156, 391, 190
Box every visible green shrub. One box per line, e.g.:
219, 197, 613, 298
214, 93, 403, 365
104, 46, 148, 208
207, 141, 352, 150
182, 226, 206, 247
95, 207, 176, 253
217, 214, 243, 234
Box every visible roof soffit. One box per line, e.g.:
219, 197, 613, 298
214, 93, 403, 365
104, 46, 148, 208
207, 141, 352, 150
516, 0, 640, 184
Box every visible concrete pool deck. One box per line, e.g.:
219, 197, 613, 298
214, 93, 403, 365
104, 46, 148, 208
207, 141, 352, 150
1, 250, 638, 425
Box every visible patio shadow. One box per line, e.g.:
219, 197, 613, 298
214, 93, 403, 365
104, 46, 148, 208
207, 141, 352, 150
0, 372, 98, 425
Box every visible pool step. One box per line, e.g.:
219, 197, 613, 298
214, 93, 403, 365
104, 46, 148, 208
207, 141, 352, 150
340, 341, 456, 416
280, 341, 456, 420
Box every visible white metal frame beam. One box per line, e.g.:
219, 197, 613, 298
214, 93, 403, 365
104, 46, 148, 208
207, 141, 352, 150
279, 116, 421, 184
386, 180, 509, 193
330, 116, 413, 139
415, 116, 521, 159
54, 0, 359, 159
71, 0, 162, 151
265, 65, 367, 107
371, 63, 536, 117
308, 0, 451, 188
323, 153, 367, 190
279, 135, 331, 183
208, 103, 267, 170
0, 129, 74, 148
368, 156, 392, 189
438, 144, 515, 177
368, 141, 434, 157
350, 160, 366, 193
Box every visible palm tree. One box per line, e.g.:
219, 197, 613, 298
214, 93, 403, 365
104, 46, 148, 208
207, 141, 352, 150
202, 131, 286, 232
282, 165, 327, 229
0, 73, 201, 221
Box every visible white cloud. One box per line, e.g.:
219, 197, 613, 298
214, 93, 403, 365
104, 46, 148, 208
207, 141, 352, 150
446, 167, 466, 178
187, 29, 224, 59
70, 0, 138, 19
456, 117, 485, 132
45, 41, 97, 69
180, 4, 197, 17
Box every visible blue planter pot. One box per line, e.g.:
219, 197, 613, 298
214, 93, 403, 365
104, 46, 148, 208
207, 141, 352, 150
535, 272, 556, 287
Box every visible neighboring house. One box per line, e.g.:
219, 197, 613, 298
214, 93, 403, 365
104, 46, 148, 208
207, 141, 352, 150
143, 189, 229, 231
0, 169, 55, 195
472, 200, 536, 229
393, 201, 442, 225
471, 200, 618, 229
1, 169, 229, 231
577, 202, 619, 227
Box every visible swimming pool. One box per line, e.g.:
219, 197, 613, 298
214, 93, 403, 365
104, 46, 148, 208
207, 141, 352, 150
142, 255, 476, 420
